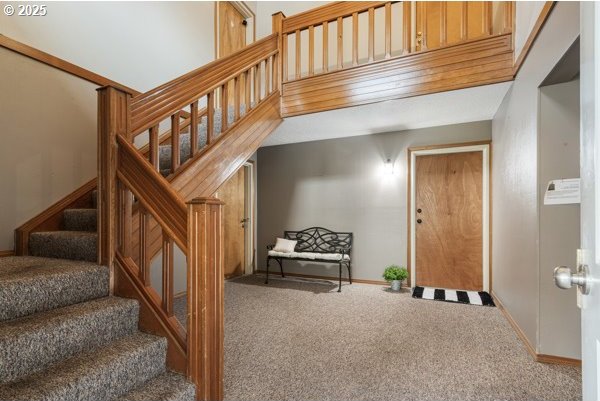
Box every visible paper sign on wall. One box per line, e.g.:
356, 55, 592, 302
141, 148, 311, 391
543, 178, 581, 205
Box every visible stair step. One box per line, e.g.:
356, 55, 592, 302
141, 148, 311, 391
0, 332, 167, 401
0, 297, 139, 384
29, 231, 97, 262
63, 208, 97, 232
115, 371, 195, 401
0, 256, 109, 321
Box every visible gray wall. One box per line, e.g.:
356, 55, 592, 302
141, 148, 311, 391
539, 79, 581, 359
491, 1, 579, 351
257, 121, 491, 281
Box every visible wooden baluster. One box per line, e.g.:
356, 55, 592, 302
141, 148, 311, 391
221, 83, 228, 133
337, 16, 343, 69
255, 62, 262, 103
119, 184, 132, 258
187, 197, 224, 401
403, 2, 411, 54
234, 76, 240, 122
162, 233, 174, 317
295, 29, 301, 80
440, 2, 448, 46
265, 57, 271, 95
138, 207, 149, 285
171, 112, 180, 172
97, 86, 131, 267
308, 25, 315, 76
272, 54, 279, 94
190, 101, 198, 157
322, 21, 329, 72
149, 125, 159, 171
245, 70, 251, 110
368, 8, 374, 62
352, 12, 358, 66
207, 91, 214, 146
385, 2, 391, 59
282, 33, 288, 82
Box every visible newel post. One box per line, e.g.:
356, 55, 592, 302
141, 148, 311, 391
187, 197, 225, 401
97, 86, 131, 269
272, 11, 285, 91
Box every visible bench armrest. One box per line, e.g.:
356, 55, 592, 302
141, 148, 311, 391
267, 244, 275, 250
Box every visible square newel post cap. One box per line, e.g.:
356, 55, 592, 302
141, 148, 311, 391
96, 84, 137, 96
187, 197, 225, 206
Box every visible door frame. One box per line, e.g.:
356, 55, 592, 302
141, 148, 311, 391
407, 140, 491, 291
243, 161, 256, 275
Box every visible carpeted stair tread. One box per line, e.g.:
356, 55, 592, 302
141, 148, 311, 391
0, 297, 139, 384
29, 230, 97, 262
115, 371, 195, 401
63, 208, 97, 232
0, 256, 108, 321
0, 332, 167, 401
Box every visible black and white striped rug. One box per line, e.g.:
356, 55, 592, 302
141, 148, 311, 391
412, 286, 495, 307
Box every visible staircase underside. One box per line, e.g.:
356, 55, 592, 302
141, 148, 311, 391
281, 33, 514, 117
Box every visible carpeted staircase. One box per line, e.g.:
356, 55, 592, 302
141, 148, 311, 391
0, 131, 204, 399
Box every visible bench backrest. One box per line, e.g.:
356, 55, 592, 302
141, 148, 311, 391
284, 227, 353, 254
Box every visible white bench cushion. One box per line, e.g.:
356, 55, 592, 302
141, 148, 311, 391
268, 250, 350, 261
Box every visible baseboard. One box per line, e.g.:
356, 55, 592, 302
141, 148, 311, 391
492, 291, 581, 367
255, 270, 388, 286
0, 250, 15, 257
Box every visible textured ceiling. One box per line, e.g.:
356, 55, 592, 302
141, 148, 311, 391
261, 82, 513, 147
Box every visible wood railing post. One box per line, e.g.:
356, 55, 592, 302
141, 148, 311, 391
97, 86, 131, 269
187, 197, 224, 401
272, 11, 285, 92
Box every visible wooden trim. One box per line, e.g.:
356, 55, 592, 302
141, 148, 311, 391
255, 270, 387, 286
512, 1, 556, 76
282, 1, 388, 34
407, 140, 492, 291
0, 34, 138, 95
492, 291, 582, 367
15, 178, 97, 256
0, 250, 15, 258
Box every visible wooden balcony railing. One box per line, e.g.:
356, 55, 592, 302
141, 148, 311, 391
279, 1, 513, 84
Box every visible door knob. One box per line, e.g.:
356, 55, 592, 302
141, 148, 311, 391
554, 265, 590, 295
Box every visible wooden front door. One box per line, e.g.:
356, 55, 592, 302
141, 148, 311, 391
218, 2, 246, 58
219, 167, 246, 278
415, 151, 483, 291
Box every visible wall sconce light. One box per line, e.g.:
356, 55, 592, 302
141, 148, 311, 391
384, 158, 395, 176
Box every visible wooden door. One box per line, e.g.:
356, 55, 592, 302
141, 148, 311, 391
219, 167, 246, 278
218, 2, 246, 58
415, 151, 483, 291
416, 1, 492, 51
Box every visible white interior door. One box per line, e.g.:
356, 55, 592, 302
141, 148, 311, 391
580, 4, 600, 400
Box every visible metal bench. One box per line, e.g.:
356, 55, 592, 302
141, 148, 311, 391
266, 227, 353, 292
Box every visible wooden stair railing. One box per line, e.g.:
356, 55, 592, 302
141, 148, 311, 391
98, 25, 283, 401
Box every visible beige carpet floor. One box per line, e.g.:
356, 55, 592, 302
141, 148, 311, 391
223, 275, 581, 401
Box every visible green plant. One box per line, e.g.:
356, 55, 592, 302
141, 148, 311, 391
382, 265, 408, 282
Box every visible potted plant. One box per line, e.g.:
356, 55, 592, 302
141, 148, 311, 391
383, 265, 408, 291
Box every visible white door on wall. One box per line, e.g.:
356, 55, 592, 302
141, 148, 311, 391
578, 3, 600, 400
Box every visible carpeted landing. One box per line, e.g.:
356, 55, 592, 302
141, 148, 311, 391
224, 275, 581, 401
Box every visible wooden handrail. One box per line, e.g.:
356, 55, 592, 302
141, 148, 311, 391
117, 135, 187, 251
130, 34, 278, 135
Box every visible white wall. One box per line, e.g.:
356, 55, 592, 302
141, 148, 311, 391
0, 1, 216, 92
492, 1, 579, 350
514, 1, 546, 63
